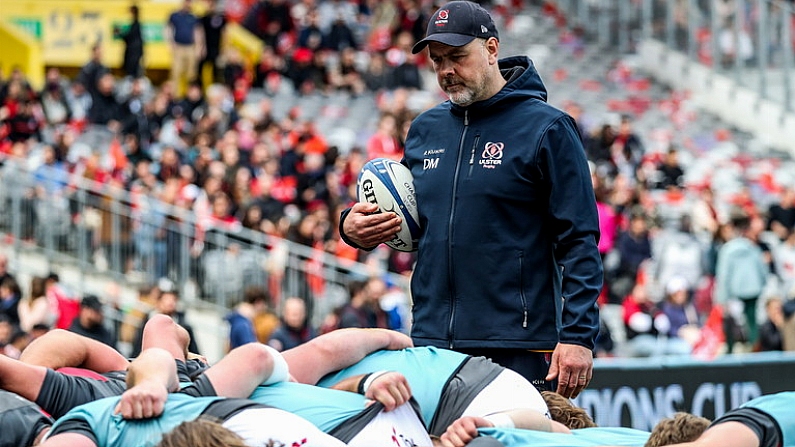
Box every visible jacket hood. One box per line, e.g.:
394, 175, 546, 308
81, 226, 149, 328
449, 55, 548, 116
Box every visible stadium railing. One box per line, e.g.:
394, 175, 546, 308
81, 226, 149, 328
0, 155, 409, 329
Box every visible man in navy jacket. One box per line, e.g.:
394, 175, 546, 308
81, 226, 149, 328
340, 1, 601, 398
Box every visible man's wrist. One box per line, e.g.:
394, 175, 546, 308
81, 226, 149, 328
357, 373, 373, 395
360, 370, 389, 395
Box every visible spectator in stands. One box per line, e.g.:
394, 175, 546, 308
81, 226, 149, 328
362, 51, 393, 92
175, 81, 206, 125
387, 30, 423, 90
39, 69, 72, 130
197, 0, 227, 86
3, 328, 31, 359
623, 282, 689, 357
265, 0, 295, 43
0, 67, 35, 104
653, 214, 705, 301
715, 211, 769, 350
254, 46, 287, 93
324, 14, 359, 52
253, 297, 280, 344
65, 80, 92, 123
396, 0, 429, 43
774, 229, 795, 300
755, 297, 784, 353
367, 276, 406, 331
655, 146, 685, 190
120, 78, 151, 143
0, 255, 15, 291
337, 279, 389, 329
366, 111, 402, 161
225, 286, 270, 350
145, 91, 174, 140
33, 145, 69, 196
76, 43, 109, 99
660, 276, 700, 344
157, 145, 184, 182
586, 123, 616, 176
68, 295, 115, 349
251, 172, 287, 228
767, 187, 795, 242
749, 216, 774, 275
364, 0, 399, 52
166, 0, 204, 96
594, 178, 619, 264
691, 185, 721, 243
332, 47, 366, 95
239, 203, 266, 235
290, 0, 316, 29
131, 283, 200, 356
718, 16, 754, 69
296, 152, 330, 209
87, 73, 122, 130
206, 192, 243, 235
317, 0, 358, 37
0, 276, 22, 328
612, 115, 644, 182
4, 99, 41, 143
268, 296, 316, 351
18, 276, 58, 334
44, 273, 79, 330
297, 7, 325, 51
115, 5, 144, 78
612, 210, 653, 302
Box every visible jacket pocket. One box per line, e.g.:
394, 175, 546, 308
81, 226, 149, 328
466, 134, 481, 179
518, 251, 529, 328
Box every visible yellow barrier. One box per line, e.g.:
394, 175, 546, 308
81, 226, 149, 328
0, 21, 45, 89
1, 1, 262, 75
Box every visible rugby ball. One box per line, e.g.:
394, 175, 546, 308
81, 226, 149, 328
357, 158, 421, 252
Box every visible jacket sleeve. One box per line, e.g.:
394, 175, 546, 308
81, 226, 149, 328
338, 207, 376, 251
538, 115, 602, 350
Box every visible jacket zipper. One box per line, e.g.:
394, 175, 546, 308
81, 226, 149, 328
467, 133, 480, 178
448, 110, 469, 348
519, 252, 528, 328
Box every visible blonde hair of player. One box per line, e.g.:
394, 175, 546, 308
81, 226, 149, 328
541, 391, 597, 429
156, 418, 249, 447
645, 412, 711, 447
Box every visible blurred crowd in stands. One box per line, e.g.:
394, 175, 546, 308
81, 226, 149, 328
1, 0, 795, 361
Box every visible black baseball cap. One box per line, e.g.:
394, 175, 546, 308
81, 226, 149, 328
412, 1, 499, 54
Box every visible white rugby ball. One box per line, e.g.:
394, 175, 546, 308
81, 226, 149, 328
357, 158, 421, 252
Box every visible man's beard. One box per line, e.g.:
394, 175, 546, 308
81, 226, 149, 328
442, 77, 484, 107
447, 88, 476, 106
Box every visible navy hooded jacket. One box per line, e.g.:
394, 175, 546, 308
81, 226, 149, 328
402, 56, 602, 351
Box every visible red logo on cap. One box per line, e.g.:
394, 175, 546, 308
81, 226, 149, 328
437, 9, 449, 19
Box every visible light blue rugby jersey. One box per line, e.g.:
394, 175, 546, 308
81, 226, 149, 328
478, 426, 651, 447
739, 391, 795, 447
248, 381, 370, 433
316, 346, 467, 427
47, 394, 223, 447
